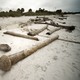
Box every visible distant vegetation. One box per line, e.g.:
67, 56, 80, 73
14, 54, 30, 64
0, 8, 80, 17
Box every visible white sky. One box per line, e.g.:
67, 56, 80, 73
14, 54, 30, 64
0, 0, 80, 12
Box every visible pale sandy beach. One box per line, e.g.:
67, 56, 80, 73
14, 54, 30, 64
0, 14, 80, 80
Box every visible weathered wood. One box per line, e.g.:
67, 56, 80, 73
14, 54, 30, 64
46, 27, 61, 35
27, 26, 47, 36
0, 35, 59, 71
34, 21, 75, 32
4, 31, 39, 41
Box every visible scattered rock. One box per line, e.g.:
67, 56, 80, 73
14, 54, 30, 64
0, 44, 11, 52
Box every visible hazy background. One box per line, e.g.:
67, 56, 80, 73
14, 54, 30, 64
0, 0, 80, 12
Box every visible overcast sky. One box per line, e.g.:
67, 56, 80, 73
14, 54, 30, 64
0, 0, 80, 12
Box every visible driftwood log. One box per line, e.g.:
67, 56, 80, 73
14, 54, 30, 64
0, 35, 59, 71
0, 44, 11, 52
4, 31, 39, 41
27, 26, 47, 36
35, 16, 51, 21
34, 21, 75, 32
46, 27, 61, 35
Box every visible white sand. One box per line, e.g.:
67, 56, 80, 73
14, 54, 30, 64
0, 14, 80, 80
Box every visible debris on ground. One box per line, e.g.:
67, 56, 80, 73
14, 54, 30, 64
0, 44, 11, 52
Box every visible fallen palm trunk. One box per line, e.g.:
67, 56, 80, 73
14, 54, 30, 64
4, 31, 39, 41
34, 22, 75, 32
27, 26, 47, 36
46, 27, 61, 35
0, 35, 59, 71
0, 44, 11, 52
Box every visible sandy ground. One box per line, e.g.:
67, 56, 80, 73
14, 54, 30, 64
0, 14, 80, 80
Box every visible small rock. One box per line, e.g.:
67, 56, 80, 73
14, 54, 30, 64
0, 44, 11, 52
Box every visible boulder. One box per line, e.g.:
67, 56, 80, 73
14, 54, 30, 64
0, 44, 11, 52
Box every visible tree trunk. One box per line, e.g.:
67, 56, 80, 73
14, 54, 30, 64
0, 35, 59, 71
4, 31, 39, 41
27, 26, 47, 36
46, 27, 61, 35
